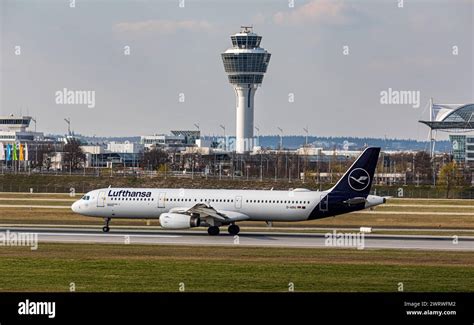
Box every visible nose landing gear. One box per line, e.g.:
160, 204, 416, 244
102, 217, 111, 232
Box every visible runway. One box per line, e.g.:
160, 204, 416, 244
1, 226, 473, 251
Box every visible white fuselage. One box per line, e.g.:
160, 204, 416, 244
71, 147, 385, 234
72, 188, 328, 222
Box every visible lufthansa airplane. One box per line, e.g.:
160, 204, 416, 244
71, 147, 385, 235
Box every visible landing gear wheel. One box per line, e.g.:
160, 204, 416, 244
102, 218, 111, 233
207, 226, 220, 236
228, 224, 240, 235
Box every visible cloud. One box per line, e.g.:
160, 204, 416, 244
114, 19, 212, 34
368, 56, 452, 74
273, 0, 347, 26
252, 13, 266, 25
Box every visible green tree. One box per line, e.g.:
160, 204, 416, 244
63, 139, 86, 171
141, 148, 168, 170
438, 162, 459, 198
414, 151, 432, 184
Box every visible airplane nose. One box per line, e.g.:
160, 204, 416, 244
71, 201, 80, 213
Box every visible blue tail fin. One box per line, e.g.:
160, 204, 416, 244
329, 147, 380, 197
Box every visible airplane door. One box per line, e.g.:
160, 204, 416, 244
97, 191, 106, 208
158, 192, 166, 208
319, 194, 328, 212
235, 196, 242, 209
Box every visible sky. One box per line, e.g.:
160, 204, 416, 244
1, 0, 473, 140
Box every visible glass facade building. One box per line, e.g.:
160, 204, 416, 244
420, 104, 474, 130
449, 134, 474, 164
450, 135, 466, 162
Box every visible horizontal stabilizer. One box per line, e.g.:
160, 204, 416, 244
343, 197, 367, 205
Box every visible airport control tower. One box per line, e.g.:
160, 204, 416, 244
221, 26, 271, 153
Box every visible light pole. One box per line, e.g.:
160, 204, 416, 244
274, 156, 278, 182
303, 126, 309, 146
220, 124, 226, 151
255, 126, 260, 147
64, 118, 71, 136
194, 123, 200, 143
277, 127, 283, 150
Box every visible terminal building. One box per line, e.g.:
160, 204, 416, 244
0, 115, 45, 143
0, 115, 63, 167
141, 130, 200, 150
107, 141, 143, 154
450, 134, 474, 164
419, 102, 474, 165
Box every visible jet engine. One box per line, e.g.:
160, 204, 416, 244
159, 213, 200, 229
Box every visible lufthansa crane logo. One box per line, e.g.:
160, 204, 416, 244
348, 168, 370, 191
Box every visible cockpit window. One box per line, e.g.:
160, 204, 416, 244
82, 195, 90, 200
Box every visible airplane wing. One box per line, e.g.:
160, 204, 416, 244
169, 203, 250, 222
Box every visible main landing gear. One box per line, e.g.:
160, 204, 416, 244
207, 226, 220, 236
228, 224, 240, 235
207, 224, 240, 236
102, 217, 111, 233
